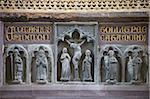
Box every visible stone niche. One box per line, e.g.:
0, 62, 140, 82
4, 44, 54, 84
4, 44, 28, 84
124, 45, 148, 84
99, 45, 123, 84
55, 23, 97, 82
99, 45, 149, 84
28, 44, 54, 84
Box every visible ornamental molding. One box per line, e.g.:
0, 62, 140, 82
0, 0, 149, 13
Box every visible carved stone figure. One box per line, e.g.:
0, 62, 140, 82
35, 47, 48, 83
66, 39, 85, 80
103, 52, 109, 81
128, 51, 142, 83
82, 50, 92, 81
60, 47, 71, 81
12, 48, 23, 83
105, 50, 119, 84
5, 45, 28, 84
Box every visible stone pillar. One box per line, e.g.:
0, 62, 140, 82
122, 56, 126, 82
148, 17, 150, 85
0, 21, 4, 86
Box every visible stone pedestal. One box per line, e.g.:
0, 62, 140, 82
0, 85, 149, 99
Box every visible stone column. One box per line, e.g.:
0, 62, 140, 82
0, 21, 4, 86
122, 56, 126, 82
148, 17, 150, 86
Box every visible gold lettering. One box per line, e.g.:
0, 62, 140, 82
116, 35, 121, 41
36, 34, 43, 40
100, 25, 147, 34
119, 27, 124, 33
6, 32, 13, 41
45, 26, 52, 33
13, 34, 19, 41
142, 26, 147, 33
113, 27, 119, 33
105, 35, 110, 41
28, 34, 34, 41
111, 35, 116, 41
108, 27, 113, 33
123, 26, 130, 33
137, 26, 142, 33
45, 34, 50, 40
100, 26, 107, 33
24, 34, 30, 40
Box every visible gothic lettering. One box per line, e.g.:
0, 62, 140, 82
100, 26, 147, 33
5, 25, 52, 43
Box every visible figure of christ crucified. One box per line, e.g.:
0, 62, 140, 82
66, 39, 85, 81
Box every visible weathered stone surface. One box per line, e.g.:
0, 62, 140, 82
0, 12, 149, 22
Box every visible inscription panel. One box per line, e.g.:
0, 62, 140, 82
99, 23, 148, 45
4, 22, 53, 44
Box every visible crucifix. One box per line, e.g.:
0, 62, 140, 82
66, 39, 85, 81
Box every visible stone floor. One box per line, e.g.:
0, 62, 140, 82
0, 90, 149, 99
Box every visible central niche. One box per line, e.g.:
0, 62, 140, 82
57, 25, 95, 82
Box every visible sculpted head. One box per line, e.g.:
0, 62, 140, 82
14, 48, 20, 56
108, 50, 114, 57
38, 46, 45, 56
85, 49, 91, 56
63, 47, 68, 53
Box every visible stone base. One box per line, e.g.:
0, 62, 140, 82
106, 79, 118, 85
60, 78, 70, 82
83, 78, 92, 82
73, 78, 80, 81
0, 89, 148, 99
36, 80, 47, 84
130, 80, 142, 85
0, 85, 149, 98
11, 80, 22, 84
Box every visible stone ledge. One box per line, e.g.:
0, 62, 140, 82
0, 12, 149, 22
0, 90, 149, 99
0, 84, 149, 91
